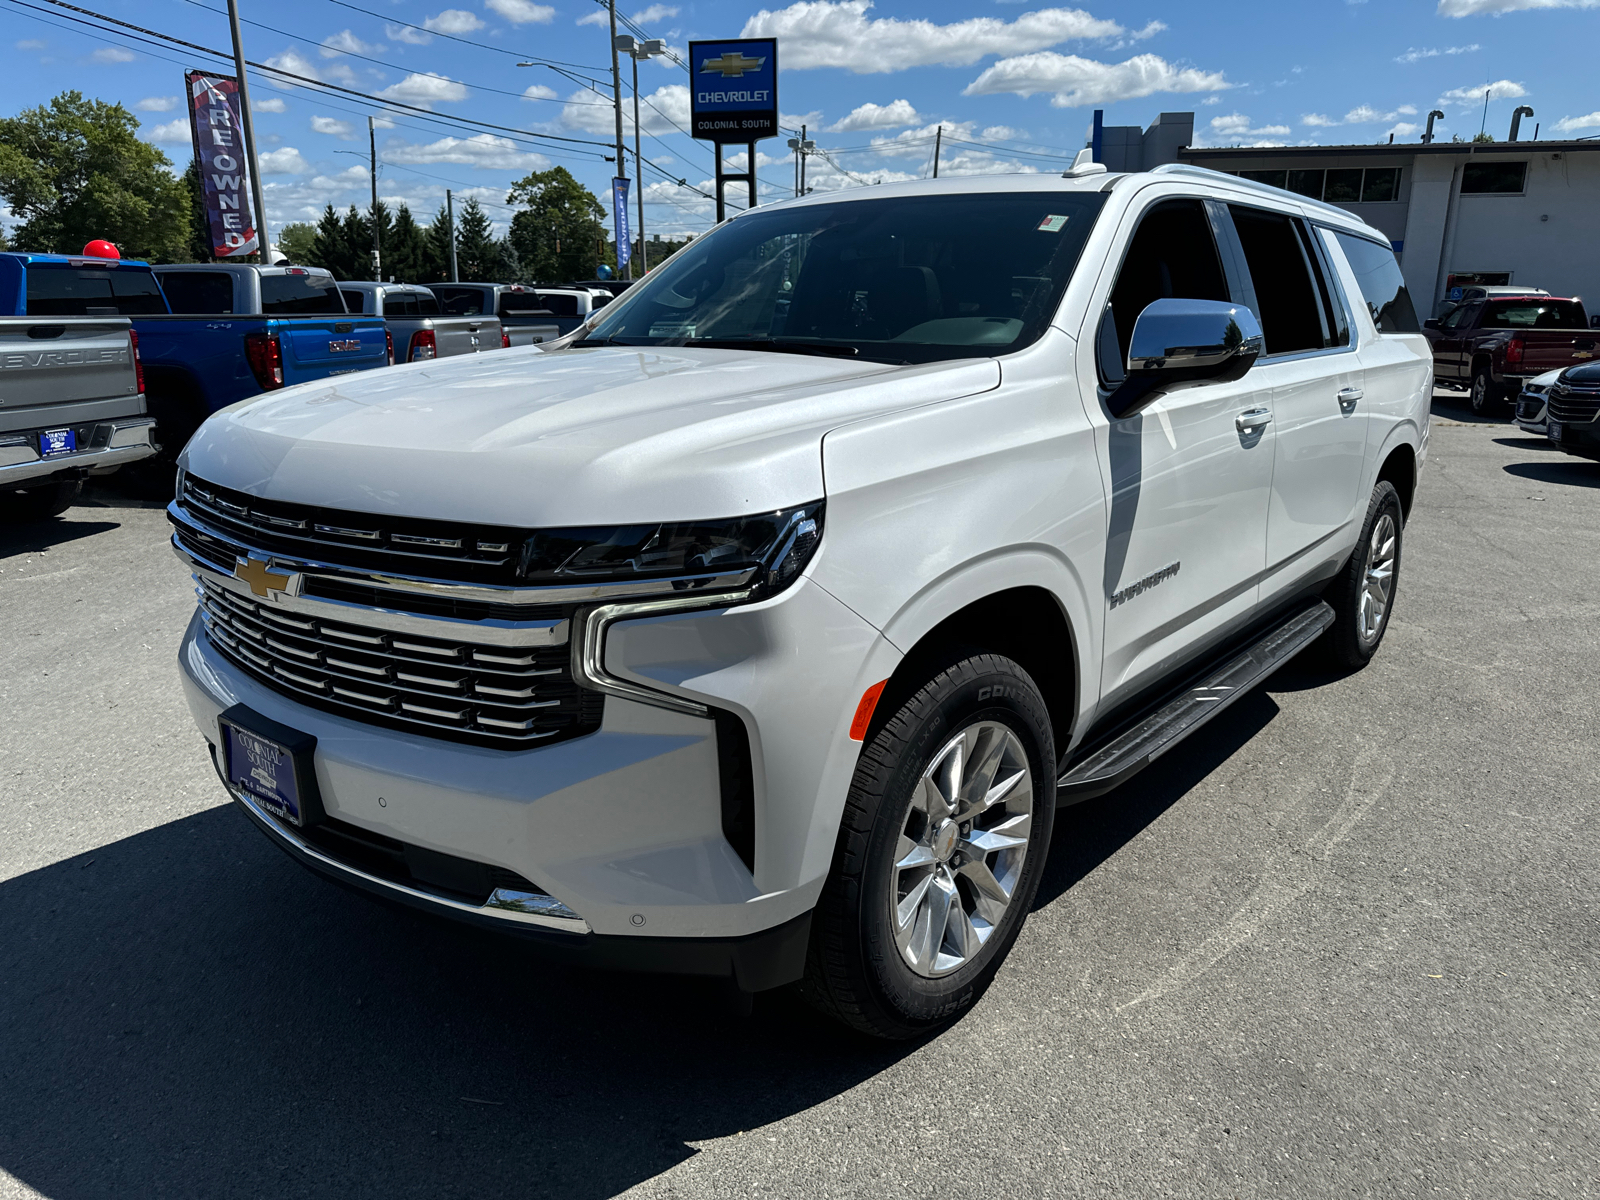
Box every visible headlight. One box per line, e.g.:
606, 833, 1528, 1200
517, 501, 823, 597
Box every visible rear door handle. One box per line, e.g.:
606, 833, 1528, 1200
1236, 408, 1272, 433
1337, 386, 1364, 411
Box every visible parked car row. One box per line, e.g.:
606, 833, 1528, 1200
0, 247, 616, 514
1421, 291, 1597, 416
1516, 363, 1600, 461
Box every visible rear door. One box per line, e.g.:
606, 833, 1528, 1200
1221, 205, 1368, 601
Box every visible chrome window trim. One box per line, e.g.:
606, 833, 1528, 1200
169, 500, 760, 607
572, 591, 754, 718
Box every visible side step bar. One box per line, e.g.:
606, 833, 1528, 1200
1057, 600, 1335, 805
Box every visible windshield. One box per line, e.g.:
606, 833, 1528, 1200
1482, 299, 1587, 330
583, 190, 1107, 363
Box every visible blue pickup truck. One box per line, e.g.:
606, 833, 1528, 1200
0, 253, 389, 484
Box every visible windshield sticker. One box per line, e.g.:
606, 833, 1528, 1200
1037, 214, 1070, 233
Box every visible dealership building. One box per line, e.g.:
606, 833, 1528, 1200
1095, 112, 1600, 317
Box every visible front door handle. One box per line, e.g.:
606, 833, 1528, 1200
1236, 408, 1272, 433
1337, 386, 1364, 412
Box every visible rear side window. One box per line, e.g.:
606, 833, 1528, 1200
340, 289, 368, 314
260, 273, 345, 315
1480, 299, 1586, 330
1333, 232, 1419, 333
433, 286, 485, 316
26, 265, 169, 316
528, 292, 578, 317
1228, 206, 1330, 355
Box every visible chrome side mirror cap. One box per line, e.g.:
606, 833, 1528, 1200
1108, 298, 1264, 418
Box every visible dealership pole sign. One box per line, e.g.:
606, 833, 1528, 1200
688, 37, 777, 221
185, 71, 260, 258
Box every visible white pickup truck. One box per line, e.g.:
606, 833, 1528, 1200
169, 164, 1430, 1038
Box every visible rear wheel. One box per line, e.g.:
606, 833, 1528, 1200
1322, 481, 1403, 670
803, 654, 1056, 1039
1469, 363, 1504, 416
1, 479, 82, 521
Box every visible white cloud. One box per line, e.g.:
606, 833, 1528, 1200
135, 96, 178, 112
487, 0, 556, 20
321, 29, 381, 57
259, 147, 311, 174
562, 83, 688, 135
264, 47, 357, 86
423, 9, 484, 33
522, 83, 558, 100
741, 0, 1125, 72
1302, 113, 1338, 127
384, 133, 549, 169
1386, 122, 1421, 137
90, 47, 135, 63
1438, 79, 1528, 107
963, 51, 1232, 108
981, 124, 1021, 139
829, 99, 921, 131
1438, 0, 1598, 14
15, 39, 46, 51
1344, 104, 1417, 123
1201, 112, 1291, 147
386, 23, 433, 44
145, 119, 192, 143
576, 10, 608, 24
1394, 43, 1479, 62
378, 72, 469, 107
631, 4, 680, 21
1553, 111, 1600, 132
256, 97, 288, 113
311, 116, 357, 139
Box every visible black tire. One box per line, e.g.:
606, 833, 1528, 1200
1, 479, 82, 521
1322, 481, 1404, 670
803, 654, 1057, 1040
1469, 363, 1504, 416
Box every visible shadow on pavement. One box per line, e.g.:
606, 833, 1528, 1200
1503, 459, 1600, 489
0, 804, 911, 1200
0, 515, 120, 559
1492, 436, 1560, 452
1429, 393, 1507, 426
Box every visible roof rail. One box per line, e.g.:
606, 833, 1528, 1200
1149, 163, 1360, 222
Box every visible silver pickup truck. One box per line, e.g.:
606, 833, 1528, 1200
0, 315, 157, 518
338, 283, 506, 362
429, 283, 562, 348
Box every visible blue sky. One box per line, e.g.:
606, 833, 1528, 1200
4, 0, 1599, 248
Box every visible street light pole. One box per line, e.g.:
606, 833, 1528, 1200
606, 0, 629, 279
224, 0, 269, 262
632, 50, 645, 273
368, 115, 381, 279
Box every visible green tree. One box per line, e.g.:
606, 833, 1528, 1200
505, 166, 607, 283
454, 197, 505, 282
0, 91, 191, 261
275, 221, 317, 265
180, 159, 213, 262
386, 203, 434, 282
425, 204, 456, 282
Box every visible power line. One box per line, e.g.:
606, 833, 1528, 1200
323, 0, 602, 73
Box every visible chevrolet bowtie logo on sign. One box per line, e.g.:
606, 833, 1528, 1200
234, 554, 293, 599
700, 51, 765, 77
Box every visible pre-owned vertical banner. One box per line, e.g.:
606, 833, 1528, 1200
186, 71, 259, 258
611, 177, 632, 272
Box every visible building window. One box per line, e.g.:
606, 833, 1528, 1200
1324, 169, 1364, 203
1287, 169, 1323, 199
1461, 162, 1527, 195
1240, 169, 1286, 189
1238, 167, 1403, 204
1361, 168, 1400, 202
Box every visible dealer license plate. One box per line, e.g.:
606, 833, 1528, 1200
39, 428, 77, 457
1548, 421, 1564, 443
222, 721, 306, 826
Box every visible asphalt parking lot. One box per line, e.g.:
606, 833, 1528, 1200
1, 393, 1597, 1200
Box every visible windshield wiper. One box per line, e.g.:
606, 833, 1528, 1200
680, 337, 860, 359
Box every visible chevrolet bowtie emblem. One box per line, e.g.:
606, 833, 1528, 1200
234, 554, 292, 599
701, 51, 764, 77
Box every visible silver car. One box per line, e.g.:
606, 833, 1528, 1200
1513, 367, 1565, 434
338, 283, 505, 363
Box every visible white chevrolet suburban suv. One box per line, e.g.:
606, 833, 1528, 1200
170, 163, 1430, 1039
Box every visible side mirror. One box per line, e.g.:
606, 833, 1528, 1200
1107, 298, 1264, 418
1424, 318, 1442, 331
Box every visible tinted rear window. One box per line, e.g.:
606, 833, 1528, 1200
1482, 299, 1586, 330
260, 273, 345, 314
432, 286, 486, 316
1333, 232, 1419, 334
385, 292, 420, 318
26, 265, 169, 316
417, 293, 440, 315
526, 292, 578, 317
160, 272, 236, 314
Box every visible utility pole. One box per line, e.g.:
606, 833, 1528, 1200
800, 124, 808, 195
606, 0, 629, 279
368, 115, 381, 280
932, 125, 942, 178
224, 0, 269, 262
446, 189, 459, 282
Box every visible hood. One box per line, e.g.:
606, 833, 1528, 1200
181, 344, 999, 526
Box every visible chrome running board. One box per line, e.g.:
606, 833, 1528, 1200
1057, 600, 1335, 805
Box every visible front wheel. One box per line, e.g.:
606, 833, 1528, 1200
1322, 481, 1403, 670
803, 654, 1056, 1039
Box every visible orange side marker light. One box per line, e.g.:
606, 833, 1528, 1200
849, 680, 889, 741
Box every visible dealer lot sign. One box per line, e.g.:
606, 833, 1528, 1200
689, 39, 778, 144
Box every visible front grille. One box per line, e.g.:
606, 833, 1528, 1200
180, 472, 528, 586
1516, 395, 1546, 421
196, 575, 602, 748
298, 816, 545, 904
1548, 388, 1600, 425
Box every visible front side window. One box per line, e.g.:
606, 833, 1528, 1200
27, 265, 170, 316
259, 272, 345, 314
1228, 206, 1331, 355
1480, 299, 1586, 329
584, 191, 1108, 364
1333, 232, 1420, 333
339, 289, 368, 314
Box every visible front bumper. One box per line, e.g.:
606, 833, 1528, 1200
0, 418, 157, 487
1551, 418, 1600, 461
1514, 392, 1548, 434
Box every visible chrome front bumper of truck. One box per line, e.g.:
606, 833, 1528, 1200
0, 418, 157, 487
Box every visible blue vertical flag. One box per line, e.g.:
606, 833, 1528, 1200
612, 177, 632, 272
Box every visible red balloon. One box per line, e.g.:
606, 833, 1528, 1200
82, 240, 121, 260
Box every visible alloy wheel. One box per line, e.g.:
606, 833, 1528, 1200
1358, 512, 1397, 644
890, 721, 1034, 978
